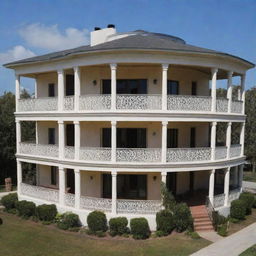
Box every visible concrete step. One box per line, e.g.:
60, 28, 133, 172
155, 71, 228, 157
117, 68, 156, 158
195, 225, 214, 231
194, 218, 212, 223
194, 221, 213, 227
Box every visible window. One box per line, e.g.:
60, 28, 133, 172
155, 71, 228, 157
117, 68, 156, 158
50, 166, 57, 186
66, 124, 74, 146
48, 128, 55, 145
102, 79, 147, 94
102, 128, 111, 147
167, 80, 179, 95
48, 83, 55, 97
167, 128, 178, 148
192, 82, 197, 96
65, 74, 74, 96
190, 127, 196, 148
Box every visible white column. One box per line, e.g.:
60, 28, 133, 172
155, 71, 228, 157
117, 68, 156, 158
59, 167, 66, 206
161, 121, 168, 163
15, 74, 20, 112
111, 121, 117, 163
58, 69, 65, 111
74, 121, 80, 160
224, 167, 230, 206
237, 87, 241, 101
110, 64, 117, 110
111, 170, 117, 215
34, 75, 38, 99
226, 122, 232, 159
241, 74, 246, 115
161, 171, 167, 184
240, 122, 245, 156
74, 66, 81, 111
162, 64, 169, 110
16, 120, 21, 154
239, 165, 243, 192
17, 160, 22, 195
234, 166, 239, 187
74, 168, 81, 209
211, 68, 218, 112
227, 71, 233, 113
58, 121, 65, 159
209, 169, 215, 205
211, 122, 217, 160
35, 121, 39, 144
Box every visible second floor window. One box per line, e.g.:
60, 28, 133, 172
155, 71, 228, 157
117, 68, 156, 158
167, 128, 178, 148
190, 127, 196, 148
48, 128, 55, 145
48, 83, 55, 97
167, 80, 179, 95
192, 81, 197, 96
66, 74, 74, 96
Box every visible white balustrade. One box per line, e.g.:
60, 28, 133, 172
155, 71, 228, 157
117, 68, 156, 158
231, 100, 243, 114
79, 95, 111, 110
63, 96, 74, 111
167, 95, 211, 112
116, 148, 161, 162
18, 97, 58, 112
64, 146, 75, 159
116, 94, 162, 110
216, 98, 228, 112
215, 146, 227, 160
64, 193, 75, 207
213, 193, 225, 208
80, 196, 112, 211
80, 147, 111, 162
230, 144, 242, 158
20, 142, 59, 158
228, 188, 240, 203
167, 147, 211, 162
20, 183, 59, 202
117, 199, 161, 214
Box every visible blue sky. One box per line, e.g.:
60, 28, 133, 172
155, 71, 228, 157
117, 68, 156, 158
0, 0, 255, 94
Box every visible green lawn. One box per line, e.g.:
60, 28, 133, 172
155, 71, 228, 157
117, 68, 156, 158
243, 171, 256, 182
239, 244, 256, 256
0, 210, 210, 256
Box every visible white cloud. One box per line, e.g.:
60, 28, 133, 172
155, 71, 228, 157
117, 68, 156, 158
19, 23, 90, 51
0, 45, 35, 64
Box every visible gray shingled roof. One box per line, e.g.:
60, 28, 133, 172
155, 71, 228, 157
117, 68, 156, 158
3, 30, 254, 67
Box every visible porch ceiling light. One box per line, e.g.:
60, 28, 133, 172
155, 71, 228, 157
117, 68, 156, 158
153, 176, 157, 181
93, 80, 97, 86
153, 79, 157, 85
90, 176, 93, 180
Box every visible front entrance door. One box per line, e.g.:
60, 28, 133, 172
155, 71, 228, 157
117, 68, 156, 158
66, 169, 75, 194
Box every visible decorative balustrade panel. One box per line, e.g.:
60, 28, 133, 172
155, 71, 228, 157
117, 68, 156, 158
167, 147, 211, 162
116, 94, 162, 110
64, 146, 75, 159
116, 148, 161, 162
231, 100, 243, 114
20, 183, 59, 202
117, 199, 161, 214
80, 196, 112, 211
213, 193, 225, 208
20, 142, 59, 158
18, 98, 58, 112
65, 193, 75, 207
228, 188, 240, 203
167, 95, 211, 112
216, 98, 228, 113
230, 144, 242, 158
80, 147, 111, 161
64, 96, 74, 111
79, 95, 111, 110
215, 146, 227, 160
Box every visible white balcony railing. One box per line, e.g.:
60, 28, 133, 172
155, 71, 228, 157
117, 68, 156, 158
64, 96, 74, 111
64, 146, 75, 159
216, 98, 228, 113
215, 146, 227, 160
230, 144, 242, 158
79, 95, 111, 110
80, 147, 111, 162
64, 193, 75, 207
80, 196, 112, 211
213, 193, 225, 208
231, 100, 243, 114
18, 97, 58, 112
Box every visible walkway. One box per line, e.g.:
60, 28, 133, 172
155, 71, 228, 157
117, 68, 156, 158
191, 222, 256, 256
243, 181, 256, 193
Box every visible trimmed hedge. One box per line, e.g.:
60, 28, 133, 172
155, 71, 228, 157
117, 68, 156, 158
156, 209, 175, 235
109, 217, 128, 236
15, 200, 36, 218
36, 204, 57, 222
1, 193, 18, 211
239, 192, 255, 215
56, 212, 80, 230
87, 211, 107, 232
212, 211, 227, 231
130, 218, 150, 239
230, 199, 246, 220
173, 203, 193, 232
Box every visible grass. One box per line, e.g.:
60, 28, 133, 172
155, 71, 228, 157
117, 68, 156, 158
0, 210, 210, 256
239, 244, 256, 256
243, 171, 256, 182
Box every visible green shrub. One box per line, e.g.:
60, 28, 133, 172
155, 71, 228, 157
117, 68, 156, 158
15, 200, 36, 218
155, 230, 166, 237
229, 217, 240, 223
156, 209, 175, 235
0, 218, 2, 225
56, 212, 80, 230
87, 211, 107, 233
230, 199, 246, 220
1, 193, 18, 211
36, 204, 57, 222
130, 218, 150, 239
173, 203, 193, 232
186, 231, 201, 239
212, 211, 227, 231
161, 182, 176, 211
239, 192, 255, 215
217, 223, 228, 237
109, 217, 128, 236
95, 231, 106, 237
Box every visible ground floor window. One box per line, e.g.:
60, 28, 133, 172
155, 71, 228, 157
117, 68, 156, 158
50, 166, 57, 186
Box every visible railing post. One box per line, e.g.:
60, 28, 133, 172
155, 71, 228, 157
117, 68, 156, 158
74, 66, 81, 111
17, 160, 22, 196
209, 169, 215, 205
74, 168, 81, 209
110, 64, 117, 111
227, 71, 233, 113
211, 122, 217, 160
16, 120, 21, 154
211, 68, 218, 112
59, 166, 66, 206
111, 121, 117, 163
240, 122, 245, 157
15, 74, 20, 112
74, 121, 80, 160
58, 69, 64, 111
58, 121, 65, 159
226, 122, 232, 159
224, 167, 230, 206
161, 121, 168, 163
241, 74, 246, 115
111, 170, 117, 215
162, 64, 169, 111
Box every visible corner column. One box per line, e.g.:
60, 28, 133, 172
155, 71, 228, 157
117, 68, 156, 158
240, 122, 245, 157
16, 120, 21, 154
211, 68, 218, 112
227, 71, 233, 113
111, 121, 117, 163
110, 64, 117, 110
59, 166, 66, 206
15, 74, 20, 112
209, 169, 215, 205
211, 122, 217, 160
161, 171, 167, 184
111, 170, 117, 215
162, 64, 169, 110
241, 74, 246, 115
226, 122, 232, 159
161, 121, 168, 163
74, 121, 80, 160
239, 165, 244, 192
58, 69, 65, 111
58, 121, 65, 159
17, 160, 22, 195
34, 75, 38, 99
74, 66, 81, 111
224, 167, 230, 206
74, 168, 81, 209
